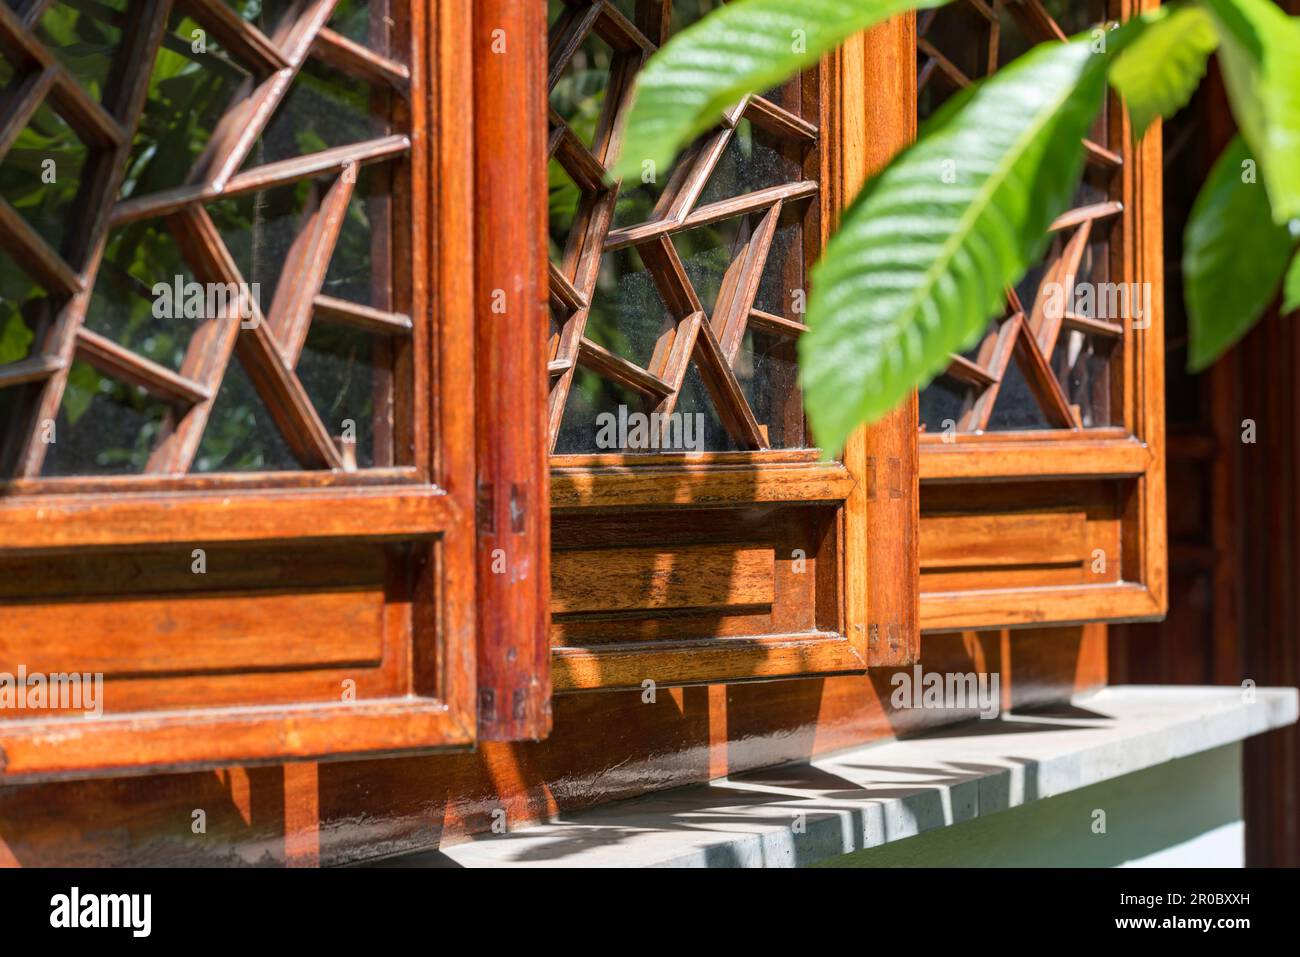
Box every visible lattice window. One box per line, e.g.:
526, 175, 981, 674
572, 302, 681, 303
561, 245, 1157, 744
916, 0, 1125, 434
0, 0, 412, 478
546, 0, 818, 454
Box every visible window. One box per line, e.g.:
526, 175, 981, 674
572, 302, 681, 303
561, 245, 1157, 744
914, 0, 1167, 630
544, 0, 918, 690
0, 0, 546, 779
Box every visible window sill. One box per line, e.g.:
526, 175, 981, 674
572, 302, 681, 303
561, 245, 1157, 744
384, 685, 1298, 868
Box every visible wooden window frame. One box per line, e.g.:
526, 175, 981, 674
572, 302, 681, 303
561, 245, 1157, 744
541, 7, 920, 692
915, 0, 1167, 633
0, 0, 498, 780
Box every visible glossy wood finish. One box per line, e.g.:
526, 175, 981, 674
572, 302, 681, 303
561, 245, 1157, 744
0, 0, 485, 780
472, 0, 552, 740
546, 6, 918, 690
916, 0, 1167, 633
0, 619, 1105, 865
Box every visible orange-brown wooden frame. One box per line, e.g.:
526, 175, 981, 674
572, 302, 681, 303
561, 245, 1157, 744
547, 16, 920, 691
0, 0, 481, 780
916, 0, 1167, 632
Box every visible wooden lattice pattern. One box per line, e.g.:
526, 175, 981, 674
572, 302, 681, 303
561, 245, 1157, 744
0, 0, 411, 477
918, 0, 1124, 433
546, 0, 817, 454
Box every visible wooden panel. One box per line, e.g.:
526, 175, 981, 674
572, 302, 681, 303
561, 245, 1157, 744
553, 544, 775, 615
0, 620, 1108, 864
921, 511, 1088, 569
551, 504, 852, 689
2, 590, 385, 678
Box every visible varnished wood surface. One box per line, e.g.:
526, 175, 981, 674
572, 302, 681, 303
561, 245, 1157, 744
0, 624, 1105, 864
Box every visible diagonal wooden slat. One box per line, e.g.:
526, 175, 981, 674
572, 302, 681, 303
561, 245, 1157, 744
75, 327, 211, 406
0, 197, 83, 297
576, 337, 673, 400
10, 0, 176, 479
186, 0, 340, 192
748, 308, 807, 338
693, 317, 767, 450
547, 0, 603, 92
266, 166, 356, 366
176, 0, 290, 74
0, 354, 66, 389
604, 179, 817, 250
313, 295, 412, 336
313, 26, 410, 90
712, 201, 782, 364
112, 134, 410, 226
1014, 319, 1080, 430
0, 65, 57, 162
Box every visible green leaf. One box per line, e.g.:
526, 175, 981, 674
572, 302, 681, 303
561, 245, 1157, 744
1283, 247, 1300, 315
800, 36, 1117, 454
610, 0, 949, 183
1184, 135, 1293, 370
1199, 0, 1300, 223
1109, 3, 1218, 138
0, 312, 33, 365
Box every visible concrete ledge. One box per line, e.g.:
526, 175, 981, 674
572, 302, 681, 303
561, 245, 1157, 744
389, 685, 1298, 868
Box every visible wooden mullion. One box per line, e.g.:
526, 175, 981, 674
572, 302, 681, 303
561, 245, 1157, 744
0, 4, 127, 147
145, 206, 249, 474
547, 260, 587, 313
74, 327, 211, 406
113, 135, 409, 226
946, 353, 998, 388
638, 233, 702, 318
9, 0, 173, 479
547, 0, 602, 91
548, 110, 607, 192
266, 166, 356, 366
0, 354, 65, 389
649, 311, 703, 426
175, 0, 291, 75
964, 312, 1022, 431
1006, 0, 1070, 44
576, 337, 673, 399
748, 307, 807, 338
1013, 319, 1080, 430
0, 65, 57, 162
313, 294, 413, 335
1029, 218, 1092, 357
1063, 311, 1124, 338
605, 179, 817, 250
655, 125, 734, 222
713, 201, 782, 364
313, 26, 410, 90
916, 37, 974, 89
0, 197, 82, 297
235, 319, 346, 470
692, 317, 767, 450
1049, 200, 1123, 232
593, 1, 655, 54
744, 95, 819, 143
186, 0, 338, 191
1083, 138, 1124, 169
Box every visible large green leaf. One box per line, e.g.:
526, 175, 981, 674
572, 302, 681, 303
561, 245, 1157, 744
800, 36, 1117, 454
1184, 135, 1293, 370
1109, 3, 1218, 139
610, 0, 949, 183
1199, 0, 1300, 223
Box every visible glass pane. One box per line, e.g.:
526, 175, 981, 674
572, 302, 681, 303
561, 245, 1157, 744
0, 2, 414, 478
546, 0, 817, 454
916, 0, 1121, 434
